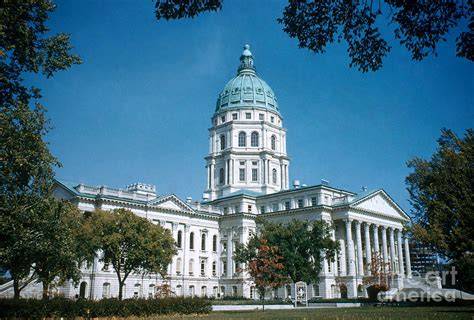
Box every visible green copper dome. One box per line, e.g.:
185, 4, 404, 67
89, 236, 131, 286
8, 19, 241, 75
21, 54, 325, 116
215, 45, 279, 114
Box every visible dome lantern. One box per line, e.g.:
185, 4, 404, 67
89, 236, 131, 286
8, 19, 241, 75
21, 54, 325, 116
238, 44, 256, 73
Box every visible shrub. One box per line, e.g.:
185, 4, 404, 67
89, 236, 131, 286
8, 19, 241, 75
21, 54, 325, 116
0, 297, 212, 318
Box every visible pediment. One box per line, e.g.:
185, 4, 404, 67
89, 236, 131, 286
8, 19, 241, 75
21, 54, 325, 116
351, 191, 409, 221
150, 195, 194, 212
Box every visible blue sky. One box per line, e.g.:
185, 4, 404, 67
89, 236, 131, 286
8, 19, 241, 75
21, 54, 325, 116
32, 1, 473, 214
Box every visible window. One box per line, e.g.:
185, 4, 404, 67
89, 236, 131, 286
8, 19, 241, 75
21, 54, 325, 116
212, 261, 217, 276
271, 135, 276, 150
239, 168, 245, 181
271, 116, 275, 123
200, 259, 206, 276
232, 113, 238, 120
252, 161, 258, 166
232, 286, 238, 297
220, 134, 226, 150
223, 261, 227, 275
247, 205, 252, 213
201, 286, 207, 297
298, 199, 303, 208
212, 235, 217, 252
314, 284, 320, 297
239, 161, 245, 165
148, 284, 155, 299
223, 207, 228, 214
272, 168, 277, 184
177, 230, 182, 248
260, 206, 265, 214
259, 114, 264, 120
234, 205, 239, 213
223, 242, 227, 252
245, 112, 251, 119
176, 258, 182, 275
219, 168, 225, 184
238, 132, 246, 147
284, 201, 290, 210
176, 285, 182, 296
134, 283, 140, 298
252, 168, 258, 182
102, 283, 110, 299
251, 132, 259, 147
221, 115, 225, 123
201, 233, 206, 251
272, 203, 279, 212
190, 232, 194, 250
311, 197, 317, 206
189, 285, 195, 297
235, 261, 240, 273
189, 259, 194, 275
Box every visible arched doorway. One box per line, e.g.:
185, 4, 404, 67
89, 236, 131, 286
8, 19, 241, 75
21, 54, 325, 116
79, 281, 87, 299
339, 283, 348, 299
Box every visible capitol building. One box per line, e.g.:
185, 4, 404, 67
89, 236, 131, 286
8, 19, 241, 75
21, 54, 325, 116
3, 45, 414, 300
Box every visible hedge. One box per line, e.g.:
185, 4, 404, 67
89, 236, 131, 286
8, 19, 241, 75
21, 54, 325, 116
0, 297, 212, 318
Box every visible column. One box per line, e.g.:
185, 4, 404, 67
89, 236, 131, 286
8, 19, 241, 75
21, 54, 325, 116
345, 219, 356, 276
404, 236, 412, 278
210, 162, 215, 190
355, 221, 364, 276
381, 226, 388, 273
397, 229, 405, 276
372, 225, 380, 273
227, 229, 233, 278
389, 228, 396, 273
224, 160, 228, 185
364, 223, 372, 275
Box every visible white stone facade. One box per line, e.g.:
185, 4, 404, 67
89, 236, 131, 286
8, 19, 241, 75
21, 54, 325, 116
0, 45, 412, 300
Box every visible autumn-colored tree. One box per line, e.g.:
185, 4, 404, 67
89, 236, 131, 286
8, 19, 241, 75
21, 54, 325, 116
235, 238, 286, 310
363, 252, 392, 299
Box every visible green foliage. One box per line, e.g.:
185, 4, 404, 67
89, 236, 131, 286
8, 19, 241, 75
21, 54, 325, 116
0, 0, 81, 298
406, 128, 474, 291
249, 219, 339, 285
154, 0, 222, 20
154, 0, 473, 72
86, 209, 177, 300
0, 297, 212, 318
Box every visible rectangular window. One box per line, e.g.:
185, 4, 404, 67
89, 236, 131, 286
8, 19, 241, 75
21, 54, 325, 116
223, 207, 228, 214
239, 168, 245, 181
239, 161, 245, 165
232, 113, 238, 120
252, 168, 258, 182
223, 261, 227, 275
272, 203, 279, 212
221, 115, 226, 123
284, 201, 290, 210
298, 199, 303, 208
311, 197, 318, 206
223, 242, 227, 251
260, 206, 265, 214
259, 114, 264, 120
246, 112, 251, 119
252, 161, 258, 166
270, 116, 274, 123
247, 205, 252, 213
234, 205, 239, 213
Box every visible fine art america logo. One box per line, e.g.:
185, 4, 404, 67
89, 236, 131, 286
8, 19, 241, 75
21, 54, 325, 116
377, 267, 460, 302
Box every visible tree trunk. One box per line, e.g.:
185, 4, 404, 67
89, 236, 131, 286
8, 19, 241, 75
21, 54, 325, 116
42, 281, 49, 300
13, 278, 20, 300
118, 280, 123, 301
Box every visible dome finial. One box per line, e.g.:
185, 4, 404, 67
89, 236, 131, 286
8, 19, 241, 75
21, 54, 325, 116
238, 44, 255, 73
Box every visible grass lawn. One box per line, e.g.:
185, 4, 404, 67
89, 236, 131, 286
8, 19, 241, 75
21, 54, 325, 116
156, 306, 474, 319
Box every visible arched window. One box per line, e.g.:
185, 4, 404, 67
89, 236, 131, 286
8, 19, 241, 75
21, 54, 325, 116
220, 134, 226, 150
272, 168, 277, 184
176, 285, 182, 296
177, 230, 182, 248
189, 259, 194, 275
271, 135, 276, 150
176, 258, 182, 274
189, 285, 195, 297
238, 132, 246, 147
200, 259, 206, 275
201, 286, 207, 297
79, 281, 87, 299
212, 235, 217, 252
251, 131, 259, 147
148, 284, 155, 299
134, 283, 141, 298
219, 168, 225, 184
102, 282, 110, 299
201, 233, 206, 251
190, 232, 194, 250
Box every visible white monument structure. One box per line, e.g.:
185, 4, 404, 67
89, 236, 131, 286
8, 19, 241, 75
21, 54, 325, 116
0, 45, 414, 300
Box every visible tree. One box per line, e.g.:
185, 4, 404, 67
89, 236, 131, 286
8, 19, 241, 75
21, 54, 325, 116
31, 198, 93, 300
87, 209, 177, 300
406, 128, 474, 292
235, 238, 286, 310
363, 252, 391, 299
154, 0, 473, 72
250, 219, 339, 305
0, 1, 81, 299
